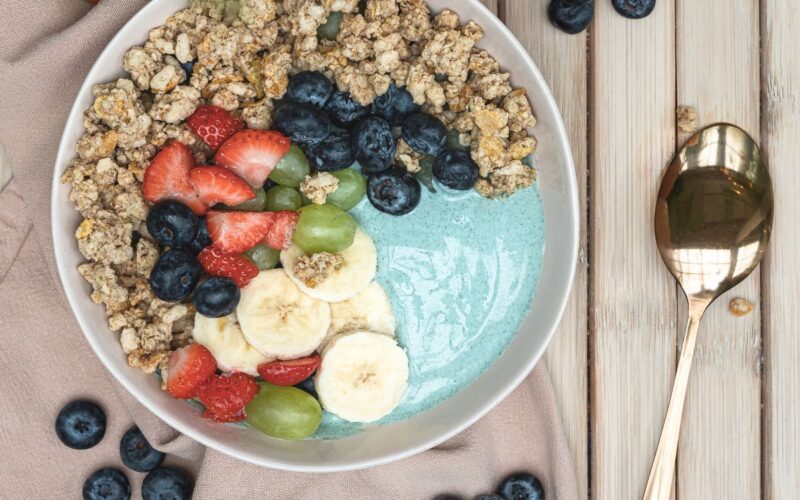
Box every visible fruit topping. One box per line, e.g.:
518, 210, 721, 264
244, 243, 281, 271
367, 169, 421, 216
193, 277, 241, 318
325, 168, 366, 211
286, 71, 333, 109
292, 204, 357, 254
192, 313, 271, 376
197, 372, 259, 422
612, 0, 656, 19
401, 112, 447, 156
373, 83, 420, 126
205, 210, 275, 254
497, 473, 545, 500
245, 382, 322, 440
146, 200, 199, 249
188, 219, 212, 255
317, 11, 343, 41
188, 166, 256, 207
226, 186, 267, 212
257, 354, 321, 387
119, 426, 165, 473
83, 468, 130, 500
352, 115, 396, 174
324, 90, 371, 128
305, 128, 356, 171
55, 400, 106, 450
149, 249, 202, 302
142, 141, 206, 215
186, 104, 244, 150
214, 129, 291, 187
265, 185, 302, 211
165, 344, 217, 399
141, 467, 193, 500
274, 101, 332, 146
269, 143, 311, 187
262, 210, 300, 250
548, 0, 594, 34
433, 150, 480, 190
294, 376, 318, 398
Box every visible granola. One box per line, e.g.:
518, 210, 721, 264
300, 172, 339, 204
293, 252, 344, 288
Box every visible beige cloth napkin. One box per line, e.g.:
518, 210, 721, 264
0, 1, 579, 498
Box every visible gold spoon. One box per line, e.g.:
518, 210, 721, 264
644, 123, 773, 500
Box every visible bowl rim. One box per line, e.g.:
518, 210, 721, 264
51, 0, 579, 472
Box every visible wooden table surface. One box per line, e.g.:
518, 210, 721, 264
2, 1, 799, 498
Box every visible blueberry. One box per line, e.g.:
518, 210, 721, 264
367, 169, 421, 216
188, 219, 212, 255
373, 83, 420, 126
286, 71, 334, 109
497, 473, 545, 500
142, 467, 193, 500
324, 90, 371, 128
180, 61, 194, 83
305, 128, 356, 171
352, 116, 397, 174
547, 0, 594, 34
83, 468, 131, 500
149, 249, 201, 302
612, 0, 655, 19
192, 277, 240, 318
433, 150, 479, 190
55, 400, 106, 450
263, 177, 277, 191
146, 200, 199, 249
295, 376, 317, 398
274, 101, 332, 146
401, 112, 447, 156
119, 426, 165, 473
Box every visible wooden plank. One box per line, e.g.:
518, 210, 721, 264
501, 3, 589, 498
674, 2, 762, 499
590, 1, 677, 498
762, 1, 800, 498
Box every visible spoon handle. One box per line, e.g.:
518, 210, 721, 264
642, 301, 707, 500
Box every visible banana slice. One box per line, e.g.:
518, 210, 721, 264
192, 312, 272, 376
315, 331, 409, 423
237, 269, 331, 359
320, 282, 396, 351
280, 228, 377, 303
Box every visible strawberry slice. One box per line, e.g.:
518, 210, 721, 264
214, 129, 291, 187
187, 105, 245, 151
197, 373, 259, 423
143, 141, 207, 215
263, 211, 299, 250
257, 355, 321, 387
166, 344, 217, 399
189, 166, 256, 208
205, 210, 275, 254
197, 246, 260, 288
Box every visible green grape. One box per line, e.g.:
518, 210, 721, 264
265, 186, 302, 211
445, 129, 470, 152
244, 243, 280, 270
246, 382, 322, 440
269, 144, 310, 187
226, 187, 267, 211
293, 204, 357, 253
326, 168, 366, 211
317, 11, 343, 41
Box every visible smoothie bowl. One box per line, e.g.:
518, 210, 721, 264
52, 0, 578, 471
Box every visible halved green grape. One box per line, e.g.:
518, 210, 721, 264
244, 243, 281, 270
326, 168, 366, 211
226, 187, 267, 211
317, 11, 343, 41
265, 186, 302, 211
269, 144, 310, 187
293, 204, 357, 253
245, 382, 322, 440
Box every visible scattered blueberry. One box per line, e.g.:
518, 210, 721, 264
497, 473, 545, 500
55, 400, 106, 450
433, 150, 479, 190
352, 116, 396, 174
305, 128, 356, 171
295, 376, 317, 398
286, 71, 334, 109
367, 169, 421, 216
274, 101, 332, 146
180, 61, 194, 83
82, 468, 131, 500
402, 112, 447, 156
547, 0, 594, 34
141, 467, 193, 500
474, 495, 504, 500
373, 83, 420, 126
149, 249, 202, 302
612, 0, 655, 19
324, 90, 371, 128
192, 277, 240, 318
188, 219, 212, 255
146, 200, 199, 249
119, 426, 165, 473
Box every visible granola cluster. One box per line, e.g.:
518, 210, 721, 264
293, 252, 344, 287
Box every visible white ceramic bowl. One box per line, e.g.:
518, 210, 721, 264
52, 0, 579, 472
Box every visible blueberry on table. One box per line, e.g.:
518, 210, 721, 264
367, 169, 422, 216
188, 218, 212, 255
193, 277, 241, 318
612, 0, 656, 19
547, 0, 594, 35
324, 90, 371, 128
373, 82, 420, 126
352, 116, 397, 174
141, 467, 193, 500
146, 200, 199, 249
402, 112, 447, 156
82, 468, 131, 500
497, 472, 545, 500
433, 150, 479, 190
119, 426, 165, 473
306, 128, 356, 171
55, 400, 106, 450
274, 101, 332, 146
286, 71, 334, 109
149, 249, 202, 302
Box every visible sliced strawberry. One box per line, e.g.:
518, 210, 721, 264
143, 141, 207, 215
189, 166, 256, 208
263, 211, 299, 250
214, 129, 291, 187
187, 105, 245, 151
205, 210, 275, 254
166, 344, 217, 399
197, 246, 260, 288
257, 355, 321, 387
197, 372, 259, 423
